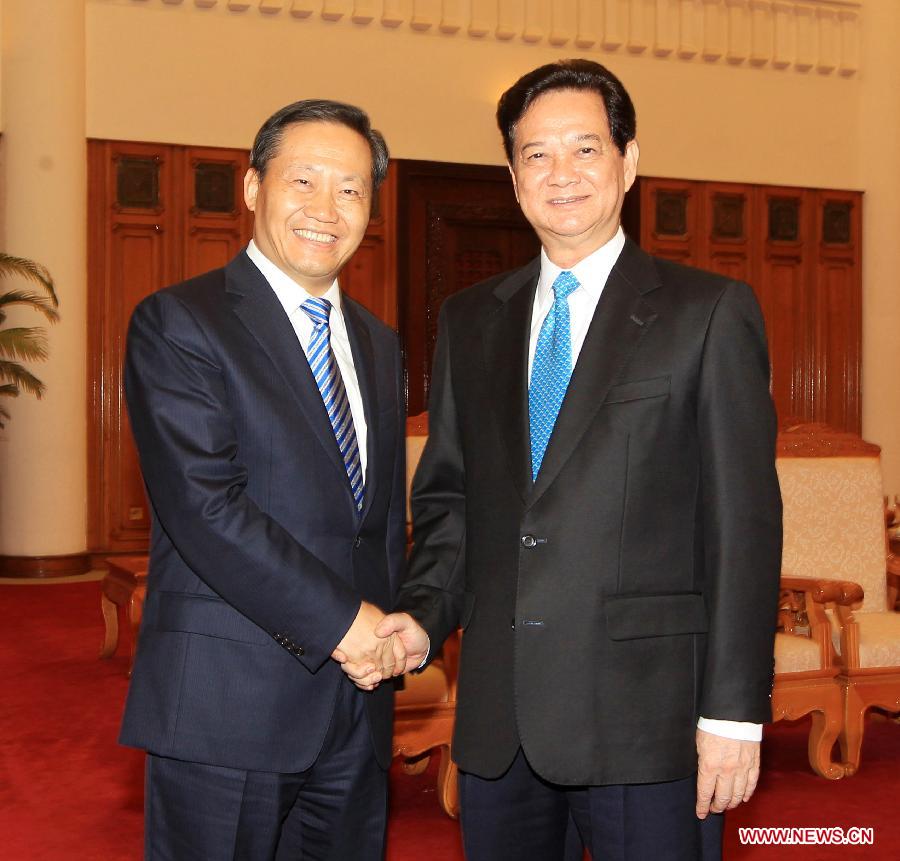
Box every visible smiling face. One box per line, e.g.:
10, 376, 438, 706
508, 88, 639, 268
244, 120, 373, 295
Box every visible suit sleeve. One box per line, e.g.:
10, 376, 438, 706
125, 291, 361, 672
385, 336, 408, 601
394, 304, 468, 658
696, 281, 783, 723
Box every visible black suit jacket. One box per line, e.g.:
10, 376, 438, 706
396, 238, 782, 786
120, 251, 406, 773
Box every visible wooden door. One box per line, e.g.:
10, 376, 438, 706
397, 161, 540, 414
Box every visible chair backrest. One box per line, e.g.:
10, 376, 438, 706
405, 412, 429, 522
776, 424, 887, 613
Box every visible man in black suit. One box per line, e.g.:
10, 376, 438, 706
122, 100, 427, 860
360, 61, 782, 860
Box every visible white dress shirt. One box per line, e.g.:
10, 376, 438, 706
528, 228, 761, 744
246, 240, 368, 477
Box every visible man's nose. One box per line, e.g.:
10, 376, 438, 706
547, 156, 578, 187
303, 186, 338, 222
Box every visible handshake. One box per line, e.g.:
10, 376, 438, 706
331, 601, 430, 691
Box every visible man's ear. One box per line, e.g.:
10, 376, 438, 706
622, 140, 640, 193
244, 168, 260, 212
508, 162, 520, 204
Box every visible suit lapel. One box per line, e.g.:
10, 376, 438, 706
342, 297, 379, 523
529, 239, 661, 507
481, 259, 541, 505
225, 253, 352, 498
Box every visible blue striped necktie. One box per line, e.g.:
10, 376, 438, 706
529, 270, 581, 481
300, 297, 364, 512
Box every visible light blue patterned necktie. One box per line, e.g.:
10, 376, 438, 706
529, 270, 581, 481
300, 297, 364, 512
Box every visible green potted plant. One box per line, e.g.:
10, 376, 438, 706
0, 254, 60, 428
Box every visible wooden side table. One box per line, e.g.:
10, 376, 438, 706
100, 555, 148, 676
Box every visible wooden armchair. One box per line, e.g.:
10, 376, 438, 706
773, 576, 862, 778
776, 424, 900, 776
392, 412, 460, 818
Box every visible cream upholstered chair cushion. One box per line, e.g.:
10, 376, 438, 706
774, 631, 824, 674
854, 614, 900, 668
777, 456, 887, 612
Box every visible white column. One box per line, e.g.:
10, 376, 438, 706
0, 0, 88, 565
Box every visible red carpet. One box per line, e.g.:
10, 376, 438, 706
1, 581, 897, 859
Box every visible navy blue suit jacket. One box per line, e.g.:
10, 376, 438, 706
120, 251, 406, 773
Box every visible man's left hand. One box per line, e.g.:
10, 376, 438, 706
695, 729, 760, 819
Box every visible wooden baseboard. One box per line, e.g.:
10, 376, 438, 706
0, 553, 92, 579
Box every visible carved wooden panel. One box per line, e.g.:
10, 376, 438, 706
397, 161, 539, 414
639, 178, 699, 265
88, 140, 180, 553
703, 182, 753, 285
184, 147, 251, 279
635, 177, 861, 432
758, 187, 813, 425
814, 190, 861, 434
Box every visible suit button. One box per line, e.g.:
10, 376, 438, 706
511, 618, 516, 630
521, 535, 537, 548
353, 537, 361, 549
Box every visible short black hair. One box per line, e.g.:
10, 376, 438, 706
497, 59, 636, 161
249, 99, 389, 189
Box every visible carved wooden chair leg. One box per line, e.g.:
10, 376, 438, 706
99, 592, 119, 658
436, 744, 459, 819
839, 682, 866, 777
806, 698, 844, 779
126, 587, 145, 676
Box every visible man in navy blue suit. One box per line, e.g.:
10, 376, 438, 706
122, 100, 428, 860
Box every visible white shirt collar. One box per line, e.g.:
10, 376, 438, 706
536, 226, 626, 305
246, 239, 343, 318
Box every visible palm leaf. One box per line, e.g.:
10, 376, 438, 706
0, 254, 58, 306
0, 328, 49, 362
0, 290, 60, 323
0, 360, 45, 398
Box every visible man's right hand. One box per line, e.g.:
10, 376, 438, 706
331, 601, 402, 689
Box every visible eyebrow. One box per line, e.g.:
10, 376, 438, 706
283, 162, 367, 184
520, 133, 605, 153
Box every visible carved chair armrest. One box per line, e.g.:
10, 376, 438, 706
779, 576, 864, 669
780, 576, 864, 606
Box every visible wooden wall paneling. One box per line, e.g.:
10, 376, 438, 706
813, 189, 862, 433
183, 146, 252, 279
700, 181, 755, 285
88, 140, 178, 553
639, 177, 701, 265
340, 163, 398, 327
397, 160, 539, 414
757, 185, 815, 425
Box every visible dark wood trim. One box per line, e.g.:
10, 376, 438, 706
0, 553, 92, 579
89, 549, 149, 572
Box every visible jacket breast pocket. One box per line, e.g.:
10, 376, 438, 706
603, 375, 670, 405
604, 592, 708, 641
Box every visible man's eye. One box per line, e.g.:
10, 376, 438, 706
579, 147, 596, 155
341, 188, 360, 196
294, 178, 310, 186
526, 152, 544, 161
